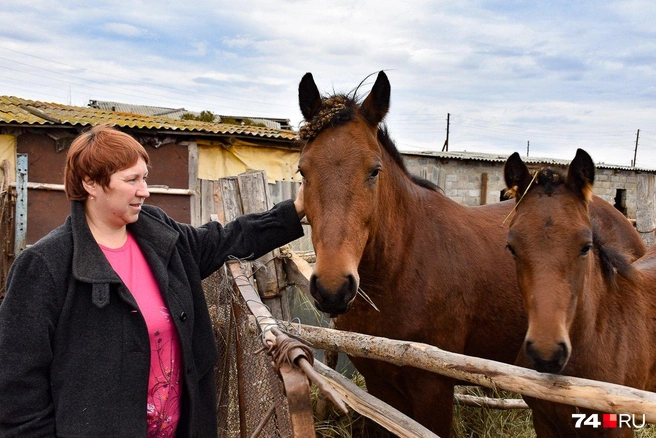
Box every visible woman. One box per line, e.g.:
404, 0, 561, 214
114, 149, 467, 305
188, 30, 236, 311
0, 125, 305, 437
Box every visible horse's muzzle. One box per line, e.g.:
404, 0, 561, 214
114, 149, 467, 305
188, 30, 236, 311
310, 273, 357, 315
525, 340, 569, 374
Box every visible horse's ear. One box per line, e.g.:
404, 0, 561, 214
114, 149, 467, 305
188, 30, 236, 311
299, 73, 322, 122
503, 152, 532, 200
360, 71, 390, 126
567, 148, 595, 200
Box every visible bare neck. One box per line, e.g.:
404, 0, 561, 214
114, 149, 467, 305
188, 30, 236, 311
84, 205, 128, 249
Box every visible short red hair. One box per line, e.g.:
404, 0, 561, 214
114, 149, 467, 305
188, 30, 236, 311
64, 124, 150, 201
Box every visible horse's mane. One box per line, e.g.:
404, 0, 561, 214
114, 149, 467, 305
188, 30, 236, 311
532, 167, 636, 283
299, 89, 439, 192
592, 221, 637, 284
376, 126, 439, 191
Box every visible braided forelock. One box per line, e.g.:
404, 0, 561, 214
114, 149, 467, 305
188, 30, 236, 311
536, 168, 563, 195
299, 94, 357, 141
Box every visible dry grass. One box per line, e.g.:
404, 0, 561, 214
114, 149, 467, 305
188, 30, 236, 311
452, 386, 535, 438
639, 425, 656, 437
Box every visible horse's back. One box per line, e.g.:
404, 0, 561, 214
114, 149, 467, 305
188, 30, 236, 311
589, 195, 646, 260
635, 243, 656, 269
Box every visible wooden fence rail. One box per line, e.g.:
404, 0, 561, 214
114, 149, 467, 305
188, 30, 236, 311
294, 323, 656, 423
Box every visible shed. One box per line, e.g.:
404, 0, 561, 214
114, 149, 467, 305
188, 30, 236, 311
0, 96, 308, 286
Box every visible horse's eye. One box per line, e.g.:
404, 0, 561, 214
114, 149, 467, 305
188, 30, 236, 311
580, 243, 593, 257
506, 244, 517, 257
369, 168, 381, 179
297, 168, 305, 179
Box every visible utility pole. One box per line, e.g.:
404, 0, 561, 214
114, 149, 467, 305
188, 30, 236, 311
527, 141, 530, 157
442, 113, 450, 152
633, 129, 640, 167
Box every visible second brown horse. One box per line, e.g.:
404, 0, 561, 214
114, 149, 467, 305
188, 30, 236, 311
504, 149, 656, 437
297, 71, 646, 436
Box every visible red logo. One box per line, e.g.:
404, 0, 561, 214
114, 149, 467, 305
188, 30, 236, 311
603, 413, 617, 428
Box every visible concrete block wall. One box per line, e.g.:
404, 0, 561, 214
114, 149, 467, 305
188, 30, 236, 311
593, 169, 638, 219
403, 155, 640, 218
405, 157, 514, 206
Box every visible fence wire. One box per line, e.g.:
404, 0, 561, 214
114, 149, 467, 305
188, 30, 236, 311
203, 268, 294, 438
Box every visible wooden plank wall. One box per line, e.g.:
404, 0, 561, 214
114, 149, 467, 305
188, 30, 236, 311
196, 177, 312, 252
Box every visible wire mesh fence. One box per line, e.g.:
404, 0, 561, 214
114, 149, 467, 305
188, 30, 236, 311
203, 268, 294, 438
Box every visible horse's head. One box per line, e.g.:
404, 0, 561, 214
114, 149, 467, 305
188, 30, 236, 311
297, 71, 391, 315
503, 149, 595, 374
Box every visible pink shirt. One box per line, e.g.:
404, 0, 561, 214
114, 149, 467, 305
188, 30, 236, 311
101, 233, 182, 438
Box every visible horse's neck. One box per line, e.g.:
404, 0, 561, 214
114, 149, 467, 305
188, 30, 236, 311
361, 176, 465, 275
571, 259, 628, 348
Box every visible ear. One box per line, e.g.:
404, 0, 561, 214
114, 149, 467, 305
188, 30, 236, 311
360, 71, 390, 126
299, 72, 322, 121
82, 178, 98, 197
503, 152, 532, 200
567, 148, 595, 200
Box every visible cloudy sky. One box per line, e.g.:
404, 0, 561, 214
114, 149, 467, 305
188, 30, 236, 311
1, 0, 655, 167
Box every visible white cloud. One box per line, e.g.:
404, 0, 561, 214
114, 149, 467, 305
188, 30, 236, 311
101, 22, 149, 38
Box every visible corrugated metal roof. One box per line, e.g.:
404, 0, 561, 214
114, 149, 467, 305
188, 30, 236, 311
88, 100, 294, 131
403, 150, 656, 173
88, 100, 190, 119
0, 96, 298, 141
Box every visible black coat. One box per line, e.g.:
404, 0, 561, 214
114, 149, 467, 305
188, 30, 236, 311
0, 200, 304, 438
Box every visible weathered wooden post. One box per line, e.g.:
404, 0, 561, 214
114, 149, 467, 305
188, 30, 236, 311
214, 170, 291, 320
0, 159, 12, 296
636, 173, 656, 247
236, 170, 290, 320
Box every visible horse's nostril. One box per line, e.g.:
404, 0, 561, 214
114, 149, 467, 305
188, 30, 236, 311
558, 342, 568, 359
524, 340, 535, 359
346, 274, 357, 301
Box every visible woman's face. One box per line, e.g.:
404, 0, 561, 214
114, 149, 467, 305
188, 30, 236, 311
90, 158, 150, 228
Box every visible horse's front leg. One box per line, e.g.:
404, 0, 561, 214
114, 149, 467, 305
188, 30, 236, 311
356, 361, 412, 416
402, 369, 456, 437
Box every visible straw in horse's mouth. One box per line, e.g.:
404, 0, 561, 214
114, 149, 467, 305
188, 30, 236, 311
357, 287, 380, 312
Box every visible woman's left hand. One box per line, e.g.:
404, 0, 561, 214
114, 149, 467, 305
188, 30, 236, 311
294, 183, 305, 219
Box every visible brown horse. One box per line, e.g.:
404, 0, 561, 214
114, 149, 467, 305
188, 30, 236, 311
504, 149, 656, 437
297, 71, 646, 436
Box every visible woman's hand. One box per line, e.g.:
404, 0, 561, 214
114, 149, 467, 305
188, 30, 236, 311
293, 183, 305, 220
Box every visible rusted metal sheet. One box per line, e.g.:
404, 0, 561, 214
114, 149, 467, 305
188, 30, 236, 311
279, 363, 316, 437
147, 142, 189, 190
14, 132, 192, 244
